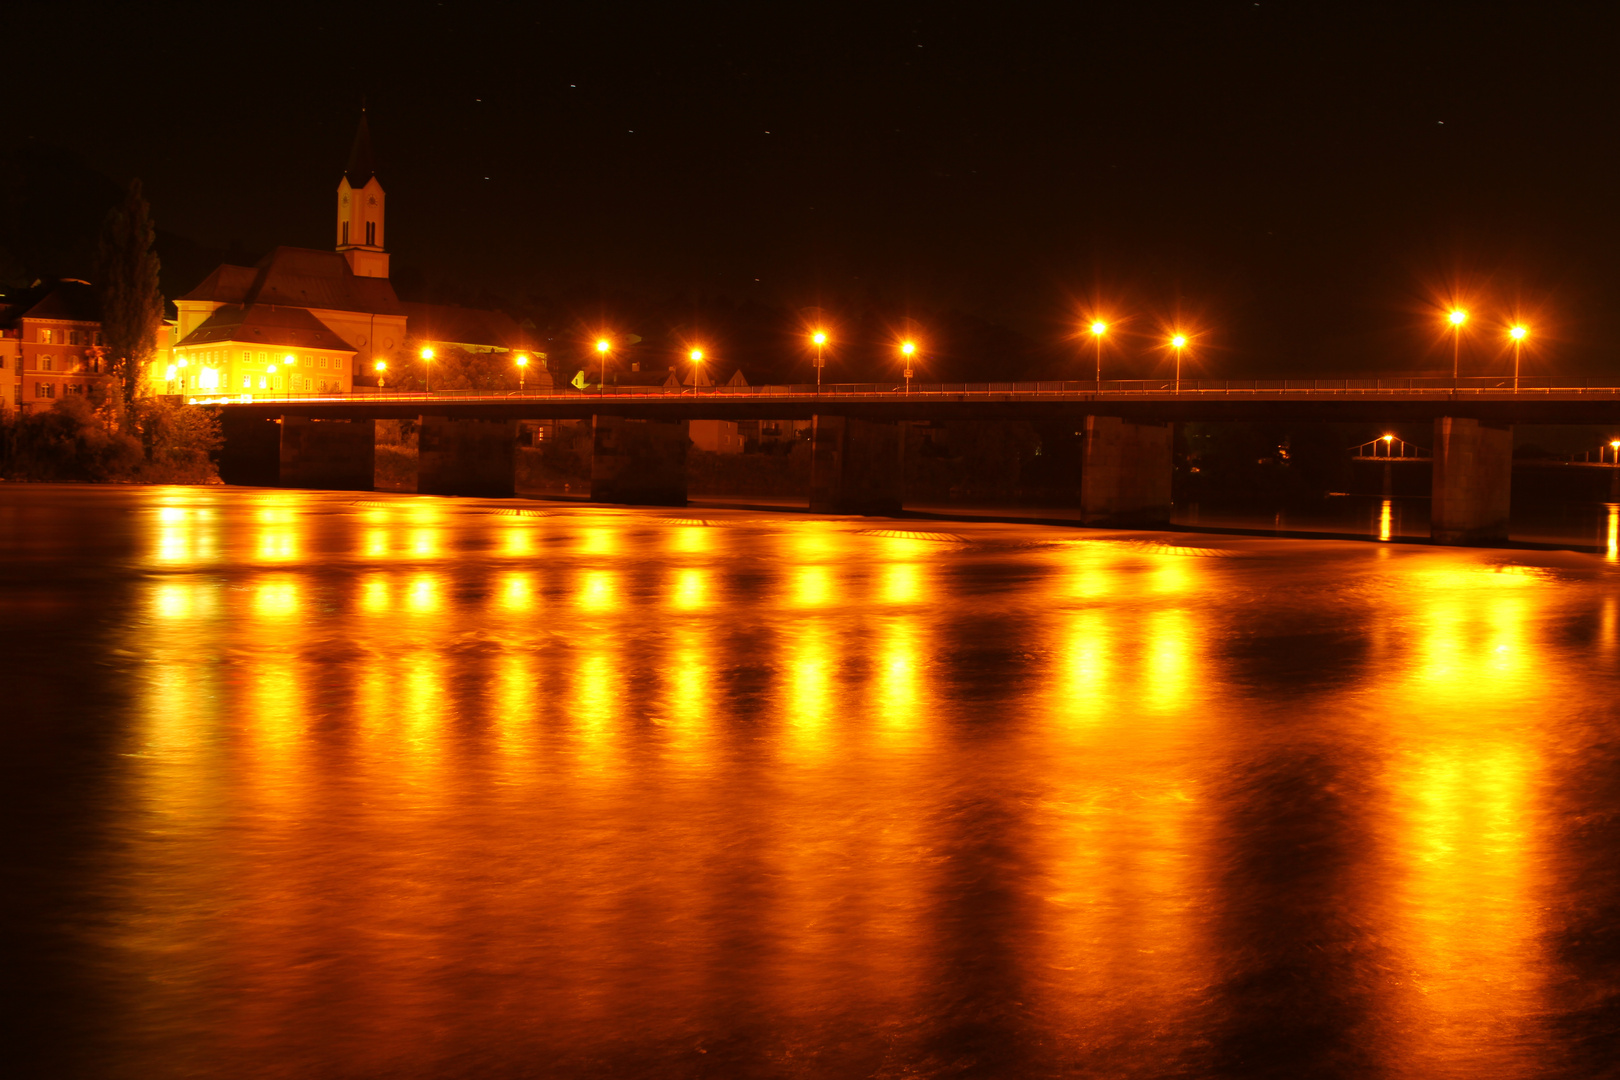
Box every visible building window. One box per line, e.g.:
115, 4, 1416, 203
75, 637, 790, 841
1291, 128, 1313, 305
93, 331, 103, 346
319, 356, 328, 369
40, 329, 52, 344
36, 382, 54, 398
342, 221, 350, 245
67, 330, 78, 346
365, 221, 376, 245
41, 355, 53, 371
273, 375, 283, 391
242, 374, 252, 389
259, 352, 268, 363
66, 383, 83, 395
244, 350, 253, 364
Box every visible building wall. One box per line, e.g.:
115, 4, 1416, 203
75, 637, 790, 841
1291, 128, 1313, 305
169, 341, 356, 397
18, 317, 106, 407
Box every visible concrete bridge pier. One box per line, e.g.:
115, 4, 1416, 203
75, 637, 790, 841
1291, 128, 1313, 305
591, 415, 690, 505
809, 415, 903, 515
417, 415, 517, 498
218, 411, 282, 486
1431, 416, 1513, 545
1081, 415, 1173, 526
279, 417, 375, 490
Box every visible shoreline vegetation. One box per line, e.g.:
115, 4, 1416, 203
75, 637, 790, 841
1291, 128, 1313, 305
0, 394, 221, 484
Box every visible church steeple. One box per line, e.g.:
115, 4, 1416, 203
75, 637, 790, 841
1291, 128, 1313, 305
336, 108, 389, 278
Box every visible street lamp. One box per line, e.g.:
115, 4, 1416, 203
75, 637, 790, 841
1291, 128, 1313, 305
515, 353, 529, 391
595, 338, 611, 397
1089, 321, 1107, 386
1448, 309, 1467, 386
421, 346, 435, 392
811, 330, 828, 393
900, 340, 917, 394
1509, 325, 1528, 390
689, 348, 704, 394
1170, 334, 1188, 393
373, 359, 385, 389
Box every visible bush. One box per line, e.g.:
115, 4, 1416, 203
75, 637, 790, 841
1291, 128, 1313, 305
0, 394, 221, 484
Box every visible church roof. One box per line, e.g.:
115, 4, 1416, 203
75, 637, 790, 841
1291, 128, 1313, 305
176, 303, 356, 353
179, 247, 402, 316
403, 302, 528, 351
345, 113, 376, 188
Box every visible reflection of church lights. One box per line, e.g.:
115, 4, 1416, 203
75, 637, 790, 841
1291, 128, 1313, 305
877, 619, 922, 737
406, 574, 439, 612
1608, 504, 1618, 562
673, 568, 707, 609
365, 528, 389, 558
499, 572, 534, 611
254, 578, 301, 618
410, 528, 437, 557
502, 526, 532, 557
794, 565, 832, 607
1380, 499, 1394, 542
577, 570, 617, 610
1145, 609, 1192, 710
882, 563, 921, 604
361, 575, 391, 614
580, 527, 616, 555
672, 526, 710, 554
786, 622, 833, 759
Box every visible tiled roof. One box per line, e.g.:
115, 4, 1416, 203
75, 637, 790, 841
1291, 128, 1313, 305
178, 247, 402, 316
403, 302, 527, 350
176, 304, 355, 352
0, 279, 101, 325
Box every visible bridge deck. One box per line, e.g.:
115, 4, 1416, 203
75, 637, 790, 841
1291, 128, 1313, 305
200, 380, 1620, 425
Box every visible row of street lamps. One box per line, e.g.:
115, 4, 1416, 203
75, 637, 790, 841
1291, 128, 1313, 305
382, 312, 1531, 396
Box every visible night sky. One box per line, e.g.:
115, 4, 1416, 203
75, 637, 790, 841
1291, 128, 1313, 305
7, 2, 1617, 380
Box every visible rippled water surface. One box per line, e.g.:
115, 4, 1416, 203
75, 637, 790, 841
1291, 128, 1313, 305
6, 485, 1620, 1079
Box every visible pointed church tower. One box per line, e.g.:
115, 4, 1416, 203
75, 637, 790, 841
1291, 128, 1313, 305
336, 111, 390, 278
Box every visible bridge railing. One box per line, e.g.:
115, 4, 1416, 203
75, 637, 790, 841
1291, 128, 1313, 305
194, 375, 1620, 407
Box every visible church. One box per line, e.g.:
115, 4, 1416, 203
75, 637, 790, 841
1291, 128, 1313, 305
169, 114, 534, 397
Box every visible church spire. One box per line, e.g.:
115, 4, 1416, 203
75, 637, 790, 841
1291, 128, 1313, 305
344, 110, 376, 188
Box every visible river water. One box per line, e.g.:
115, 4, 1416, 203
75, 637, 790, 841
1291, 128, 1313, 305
6, 484, 1620, 1079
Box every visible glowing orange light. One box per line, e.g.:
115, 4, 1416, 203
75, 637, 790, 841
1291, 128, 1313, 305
1611, 440, 1619, 450
812, 331, 827, 346
373, 360, 385, 372
420, 346, 435, 361
1510, 325, 1528, 341
900, 341, 916, 356
595, 339, 610, 353
690, 348, 704, 362
1384, 434, 1395, 442
1171, 334, 1188, 348
1090, 321, 1107, 335
1449, 310, 1468, 327
515, 354, 529, 367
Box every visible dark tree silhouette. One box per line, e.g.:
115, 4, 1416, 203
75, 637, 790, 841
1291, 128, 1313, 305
95, 179, 163, 410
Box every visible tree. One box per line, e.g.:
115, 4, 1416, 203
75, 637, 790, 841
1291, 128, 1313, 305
95, 179, 163, 411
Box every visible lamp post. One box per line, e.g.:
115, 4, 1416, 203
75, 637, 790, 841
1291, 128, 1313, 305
1448, 309, 1467, 387
515, 353, 529, 392
595, 339, 611, 397
1089, 321, 1107, 386
900, 340, 917, 394
1171, 334, 1188, 393
421, 346, 435, 392
812, 330, 827, 393
373, 359, 385, 390
1509, 325, 1527, 391
689, 348, 704, 394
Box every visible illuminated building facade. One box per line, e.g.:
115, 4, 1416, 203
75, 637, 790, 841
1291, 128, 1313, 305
0, 279, 108, 410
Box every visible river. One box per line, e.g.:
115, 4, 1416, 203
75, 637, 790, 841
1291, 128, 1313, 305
5, 484, 1620, 1078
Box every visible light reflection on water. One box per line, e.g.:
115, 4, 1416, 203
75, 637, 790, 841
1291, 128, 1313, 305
9, 487, 1620, 1077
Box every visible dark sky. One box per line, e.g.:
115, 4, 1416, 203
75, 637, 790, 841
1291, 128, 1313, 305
9, 1, 1618, 379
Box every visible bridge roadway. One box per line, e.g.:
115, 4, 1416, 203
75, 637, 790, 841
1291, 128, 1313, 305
211, 378, 1620, 425
207, 378, 1620, 547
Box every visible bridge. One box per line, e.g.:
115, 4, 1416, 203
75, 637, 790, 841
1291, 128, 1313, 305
206, 377, 1620, 546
